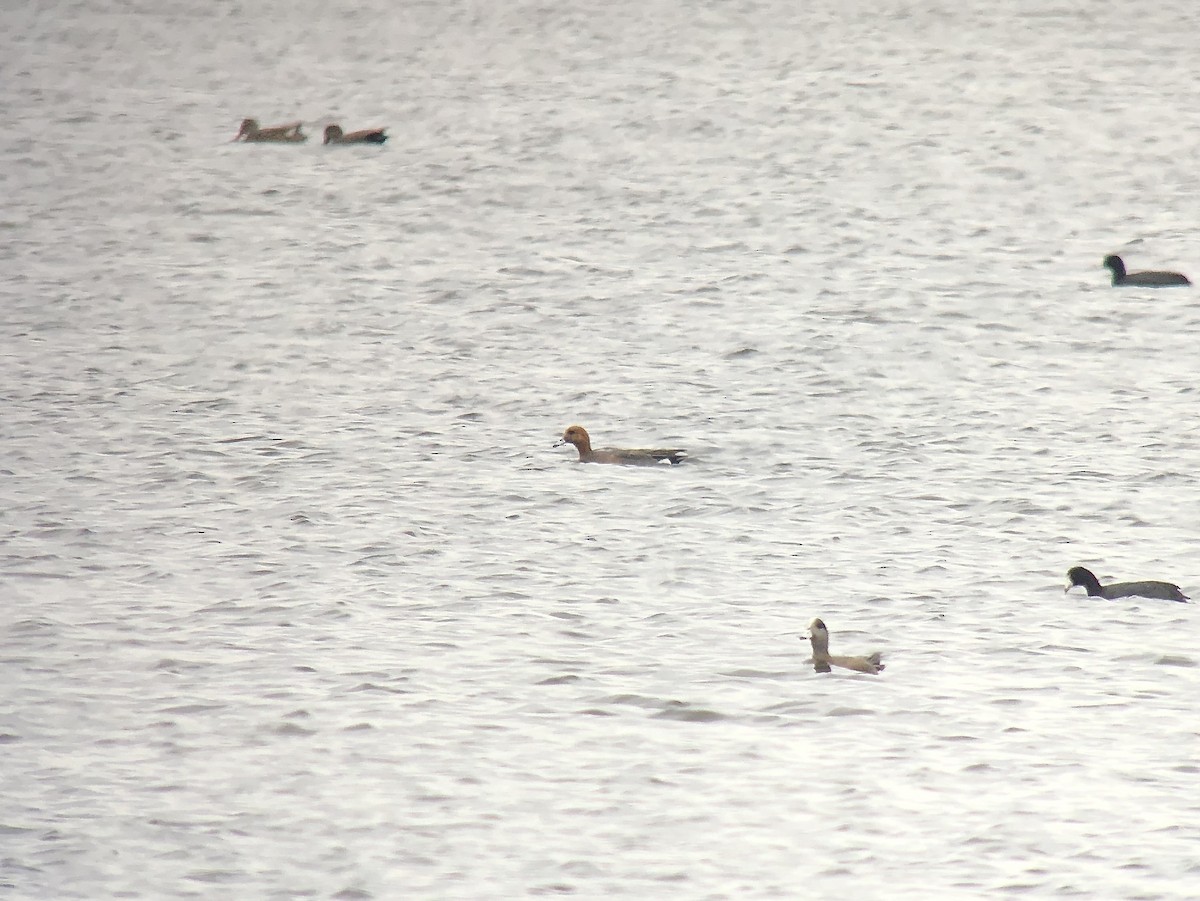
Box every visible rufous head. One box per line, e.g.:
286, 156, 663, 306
556, 425, 591, 450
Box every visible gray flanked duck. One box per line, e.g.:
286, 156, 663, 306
806, 618, 885, 674
554, 425, 686, 465
1103, 255, 1190, 287
1066, 566, 1188, 602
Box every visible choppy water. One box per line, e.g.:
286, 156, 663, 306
3, 0, 1199, 898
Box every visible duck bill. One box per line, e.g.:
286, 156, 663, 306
552, 438, 567, 448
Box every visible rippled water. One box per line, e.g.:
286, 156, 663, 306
4, 0, 1200, 898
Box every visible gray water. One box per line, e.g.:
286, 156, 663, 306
3, 0, 1199, 898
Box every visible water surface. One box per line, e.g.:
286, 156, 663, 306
3, 0, 1199, 898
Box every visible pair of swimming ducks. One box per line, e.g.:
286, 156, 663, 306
233, 118, 388, 145
805, 565, 1188, 677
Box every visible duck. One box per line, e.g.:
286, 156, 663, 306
553, 425, 686, 466
1103, 255, 1190, 287
234, 118, 307, 143
1066, 566, 1188, 602
323, 124, 388, 145
805, 618, 885, 674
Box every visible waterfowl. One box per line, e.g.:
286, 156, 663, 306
323, 124, 388, 145
1066, 566, 1188, 602
553, 425, 686, 466
806, 618, 885, 674
1103, 255, 1190, 287
234, 118, 307, 143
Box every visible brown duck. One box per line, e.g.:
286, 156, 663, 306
234, 118, 307, 143
806, 618, 885, 674
323, 124, 388, 145
554, 425, 686, 466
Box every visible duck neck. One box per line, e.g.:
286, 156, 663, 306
809, 634, 831, 662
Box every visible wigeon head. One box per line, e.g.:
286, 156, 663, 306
555, 425, 591, 452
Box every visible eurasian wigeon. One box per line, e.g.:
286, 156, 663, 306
806, 618, 885, 674
1066, 566, 1188, 602
234, 118, 307, 142
1103, 255, 1190, 287
553, 425, 686, 466
323, 124, 388, 145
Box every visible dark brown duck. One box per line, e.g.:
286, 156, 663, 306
1066, 566, 1188, 602
1103, 255, 1190, 287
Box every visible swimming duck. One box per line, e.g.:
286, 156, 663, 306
806, 618, 885, 674
553, 425, 686, 465
234, 118, 307, 142
1066, 566, 1188, 602
323, 124, 388, 145
1103, 255, 1190, 287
